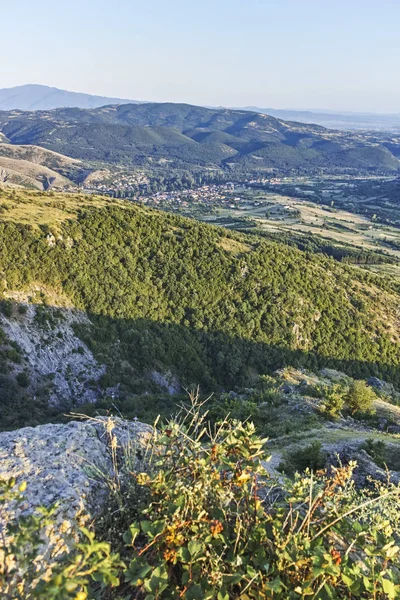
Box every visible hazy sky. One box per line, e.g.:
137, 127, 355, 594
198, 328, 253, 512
2, 0, 399, 112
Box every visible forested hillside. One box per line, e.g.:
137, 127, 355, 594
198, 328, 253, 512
1, 102, 399, 172
0, 189, 399, 401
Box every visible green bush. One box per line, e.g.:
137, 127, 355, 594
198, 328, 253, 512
16, 371, 30, 388
98, 402, 400, 599
318, 383, 347, 418
2, 406, 400, 599
279, 440, 326, 475
0, 300, 13, 318
0, 479, 121, 599
346, 380, 377, 415
361, 438, 387, 468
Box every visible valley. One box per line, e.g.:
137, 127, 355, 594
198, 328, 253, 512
133, 175, 400, 279
3, 0, 400, 590
0, 102, 399, 427
0, 186, 400, 429
1, 101, 400, 599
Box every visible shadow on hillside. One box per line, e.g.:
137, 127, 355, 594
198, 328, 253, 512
1, 302, 399, 431
76, 312, 400, 393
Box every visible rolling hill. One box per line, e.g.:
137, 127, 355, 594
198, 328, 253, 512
0, 144, 87, 190
239, 106, 400, 132
0, 103, 399, 174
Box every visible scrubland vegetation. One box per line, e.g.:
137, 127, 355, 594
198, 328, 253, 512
2, 401, 400, 599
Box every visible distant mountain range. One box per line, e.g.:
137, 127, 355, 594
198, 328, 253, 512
1, 85, 400, 133
0, 101, 399, 175
238, 107, 400, 132
0, 84, 138, 111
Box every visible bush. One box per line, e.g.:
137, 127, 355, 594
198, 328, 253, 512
361, 438, 387, 468
0, 300, 13, 318
0, 479, 121, 598
346, 380, 377, 415
2, 404, 400, 599
98, 399, 400, 599
279, 440, 326, 475
16, 371, 30, 388
319, 383, 347, 418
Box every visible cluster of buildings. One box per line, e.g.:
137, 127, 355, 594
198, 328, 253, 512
137, 183, 241, 212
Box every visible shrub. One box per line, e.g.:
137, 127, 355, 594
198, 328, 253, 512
2, 404, 400, 599
0, 300, 13, 318
279, 440, 326, 475
0, 479, 121, 599
16, 371, 30, 388
6, 348, 21, 364
99, 399, 400, 599
300, 383, 324, 398
346, 380, 377, 415
361, 438, 387, 468
318, 383, 347, 418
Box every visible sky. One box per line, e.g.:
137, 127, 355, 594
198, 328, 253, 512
1, 0, 400, 113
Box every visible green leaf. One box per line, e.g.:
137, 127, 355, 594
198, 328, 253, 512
178, 546, 191, 563
186, 584, 205, 599
224, 572, 242, 585
123, 523, 140, 545
188, 540, 203, 558
140, 520, 164, 539
381, 578, 397, 599
140, 520, 153, 535
266, 577, 283, 592
341, 573, 355, 588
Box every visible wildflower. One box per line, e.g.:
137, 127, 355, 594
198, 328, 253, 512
163, 548, 177, 563
330, 549, 342, 565
136, 472, 151, 485
210, 520, 224, 536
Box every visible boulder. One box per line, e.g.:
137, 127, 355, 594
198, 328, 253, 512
0, 417, 151, 553
327, 447, 400, 488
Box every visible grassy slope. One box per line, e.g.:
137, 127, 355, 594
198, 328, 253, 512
0, 143, 84, 189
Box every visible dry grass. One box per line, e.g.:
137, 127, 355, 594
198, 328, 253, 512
0, 188, 125, 230
0, 156, 73, 190
216, 192, 400, 265
218, 236, 253, 254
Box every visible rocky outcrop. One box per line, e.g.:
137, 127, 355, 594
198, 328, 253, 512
0, 417, 151, 549
0, 302, 116, 406
151, 370, 181, 395
328, 446, 400, 487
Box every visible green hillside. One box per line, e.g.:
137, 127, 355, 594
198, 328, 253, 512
1, 103, 399, 172
0, 189, 400, 398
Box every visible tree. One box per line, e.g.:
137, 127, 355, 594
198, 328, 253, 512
346, 380, 376, 415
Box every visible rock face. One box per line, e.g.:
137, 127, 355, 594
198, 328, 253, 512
151, 370, 181, 395
0, 418, 151, 545
0, 302, 115, 406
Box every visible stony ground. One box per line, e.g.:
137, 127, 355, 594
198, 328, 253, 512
0, 417, 151, 558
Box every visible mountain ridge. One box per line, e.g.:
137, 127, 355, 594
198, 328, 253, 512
1, 102, 399, 173
2, 85, 400, 133
0, 84, 139, 111
235, 106, 400, 132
